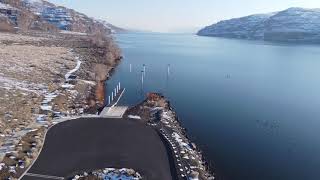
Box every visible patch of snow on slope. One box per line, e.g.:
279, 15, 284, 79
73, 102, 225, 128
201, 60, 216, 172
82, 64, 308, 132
0, 75, 47, 95
65, 57, 81, 82
95, 19, 115, 33
0, 2, 16, 10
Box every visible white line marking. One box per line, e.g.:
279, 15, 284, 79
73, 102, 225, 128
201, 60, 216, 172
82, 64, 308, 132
25, 173, 64, 179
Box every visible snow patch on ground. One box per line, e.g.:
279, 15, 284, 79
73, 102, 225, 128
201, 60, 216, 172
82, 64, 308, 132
61, 84, 74, 89
0, 2, 16, 10
40, 93, 57, 112
72, 168, 142, 180
23, 0, 43, 3
0, 75, 46, 95
78, 79, 96, 85
60, 30, 87, 36
65, 57, 81, 82
128, 115, 141, 120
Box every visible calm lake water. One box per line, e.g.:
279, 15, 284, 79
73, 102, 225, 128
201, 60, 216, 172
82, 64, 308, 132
106, 32, 320, 180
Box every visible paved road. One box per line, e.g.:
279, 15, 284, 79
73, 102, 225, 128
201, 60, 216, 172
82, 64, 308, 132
22, 118, 174, 180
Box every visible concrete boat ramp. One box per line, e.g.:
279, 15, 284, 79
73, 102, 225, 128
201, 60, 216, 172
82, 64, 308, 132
99, 87, 127, 118
99, 106, 128, 118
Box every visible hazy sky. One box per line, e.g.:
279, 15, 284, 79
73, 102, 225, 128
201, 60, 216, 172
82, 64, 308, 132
49, 0, 320, 32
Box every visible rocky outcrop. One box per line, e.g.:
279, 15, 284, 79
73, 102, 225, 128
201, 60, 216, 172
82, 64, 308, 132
125, 94, 215, 180
198, 7, 320, 43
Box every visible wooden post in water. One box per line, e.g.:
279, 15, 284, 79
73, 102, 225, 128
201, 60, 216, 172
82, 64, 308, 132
141, 71, 144, 85
140, 70, 144, 95
111, 92, 114, 101
108, 96, 111, 105
119, 82, 121, 90
130, 64, 132, 72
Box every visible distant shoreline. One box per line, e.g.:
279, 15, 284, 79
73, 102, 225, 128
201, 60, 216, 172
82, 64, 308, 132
198, 7, 320, 44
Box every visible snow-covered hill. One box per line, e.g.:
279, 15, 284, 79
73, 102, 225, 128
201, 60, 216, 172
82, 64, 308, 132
198, 7, 320, 43
0, 0, 123, 34
21, 0, 71, 30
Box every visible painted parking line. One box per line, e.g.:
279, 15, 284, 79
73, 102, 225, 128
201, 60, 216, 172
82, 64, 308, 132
25, 173, 64, 180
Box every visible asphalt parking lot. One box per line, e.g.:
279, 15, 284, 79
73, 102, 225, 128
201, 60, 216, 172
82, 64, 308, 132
22, 118, 174, 180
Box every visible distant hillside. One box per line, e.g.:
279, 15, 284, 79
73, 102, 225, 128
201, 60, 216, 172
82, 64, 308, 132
0, 0, 123, 34
198, 8, 320, 43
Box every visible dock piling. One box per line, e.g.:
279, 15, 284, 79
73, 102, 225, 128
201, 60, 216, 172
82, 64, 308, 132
141, 71, 144, 85
111, 92, 114, 101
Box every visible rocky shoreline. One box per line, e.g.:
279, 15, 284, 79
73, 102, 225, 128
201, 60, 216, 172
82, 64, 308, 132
70, 168, 142, 180
125, 93, 215, 180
